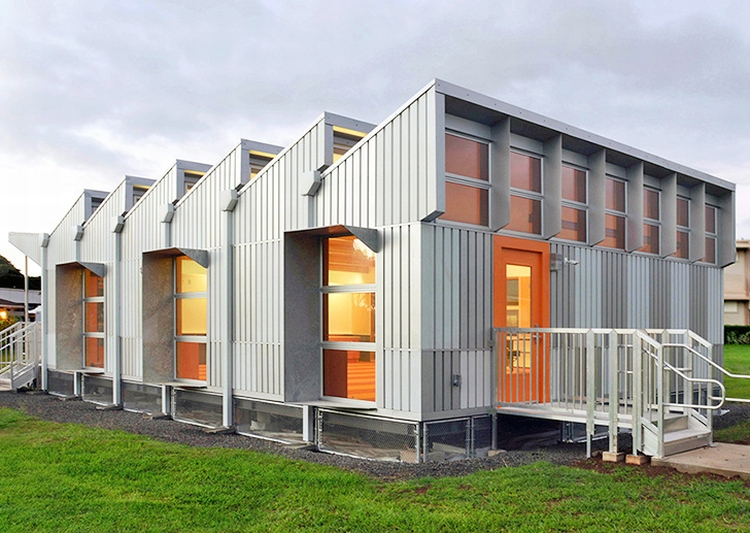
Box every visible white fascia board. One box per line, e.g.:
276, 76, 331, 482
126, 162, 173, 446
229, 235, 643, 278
434, 78, 735, 193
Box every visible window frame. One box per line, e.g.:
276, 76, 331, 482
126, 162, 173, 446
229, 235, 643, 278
173, 256, 208, 383
640, 186, 661, 255
601, 176, 627, 250
82, 269, 105, 369
442, 130, 492, 228
507, 148, 544, 236
674, 196, 691, 260
558, 162, 588, 243
320, 235, 377, 403
703, 204, 718, 264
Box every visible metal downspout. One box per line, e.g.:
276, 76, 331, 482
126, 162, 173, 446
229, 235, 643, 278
40, 234, 49, 391
112, 216, 124, 406
221, 190, 238, 428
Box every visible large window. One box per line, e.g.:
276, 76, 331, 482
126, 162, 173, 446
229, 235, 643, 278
559, 164, 587, 242
443, 133, 490, 226
507, 151, 542, 234
602, 177, 626, 249
640, 187, 660, 254
674, 197, 690, 259
704, 205, 717, 264
83, 269, 104, 368
321, 235, 376, 402
175, 256, 207, 381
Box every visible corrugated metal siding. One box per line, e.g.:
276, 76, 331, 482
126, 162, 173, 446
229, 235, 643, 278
420, 225, 493, 413
550, 243, 724, 344
314, 91, 435, 229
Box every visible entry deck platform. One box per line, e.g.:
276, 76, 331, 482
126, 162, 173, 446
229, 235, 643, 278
652, 443, 750, 480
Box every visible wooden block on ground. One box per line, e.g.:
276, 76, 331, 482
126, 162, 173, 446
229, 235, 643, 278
602, 451, 625, 463
626, 454, 650, 465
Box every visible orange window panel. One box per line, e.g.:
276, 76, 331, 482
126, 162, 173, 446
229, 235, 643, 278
510, 152, 542, 192
176, 342, 206, 381
323, 349, 375, 401
559, 206, 586, 242
644, 189, 660, 220
176, 256, 207, 293
562, 166, 586, 203
606, 178, 625, 212
601, 214, 625, 249
704, 236, 716, 264
445, 134, 488, 180
640, 224, 660, 254
676, 198, 690, 227
323, 235, 376, 286
84, 302, 104, 332
176, 298, 207, 336
85, 337, 104, 368
443, 182, 488, 226
507, 195, 541, 235
323, 293, 375, 343
674, 230, 689, 259
84, 270, 103, 298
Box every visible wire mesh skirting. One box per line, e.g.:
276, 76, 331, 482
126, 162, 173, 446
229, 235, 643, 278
47, 370, 74, 397
122, 382, 162, 415
82, 375, 113, 405
422, 415, 494, 461
235, 398, 305, 444
317, 410, 419, 463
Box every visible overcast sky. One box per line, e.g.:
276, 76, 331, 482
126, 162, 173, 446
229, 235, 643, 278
2, 0, 750, 276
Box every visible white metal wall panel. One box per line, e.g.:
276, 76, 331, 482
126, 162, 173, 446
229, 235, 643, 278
314, 90, 436, 230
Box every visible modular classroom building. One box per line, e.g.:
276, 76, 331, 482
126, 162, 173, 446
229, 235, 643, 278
9, 80, 739, 461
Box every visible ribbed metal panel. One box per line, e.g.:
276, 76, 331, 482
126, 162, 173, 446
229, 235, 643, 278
8, 232, 44, 265
551, 243, 724, 342
314, 90, 436, 229
420, 225, 493, 413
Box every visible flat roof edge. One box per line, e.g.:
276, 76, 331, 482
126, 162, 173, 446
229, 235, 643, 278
434, 79, 735, 192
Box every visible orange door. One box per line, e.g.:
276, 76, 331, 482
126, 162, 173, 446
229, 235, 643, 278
493, 236, 550, 403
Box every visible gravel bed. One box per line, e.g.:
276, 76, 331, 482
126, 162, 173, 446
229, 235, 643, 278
3, 391, 747, 481
0, 390, 608, 481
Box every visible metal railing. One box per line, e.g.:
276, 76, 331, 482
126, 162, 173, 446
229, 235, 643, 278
495, 328, 735, 458
0, 321, 41, 387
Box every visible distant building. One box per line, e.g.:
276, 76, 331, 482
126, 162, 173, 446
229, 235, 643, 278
724, 240, 750, 325
0, 287, 41, 321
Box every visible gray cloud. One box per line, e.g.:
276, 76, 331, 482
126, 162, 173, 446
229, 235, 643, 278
3, 0, 750, 269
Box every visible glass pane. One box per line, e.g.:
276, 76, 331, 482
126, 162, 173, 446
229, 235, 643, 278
562, 166, 586, 203
606, 178, 626, 212
333, 145, 348, 163
559, 206, 586, 242
323, 349, 376, 401
176, 256, 207, 294
644, 188, 660, 221
507, 195, 541, 234
84, 270, 104, 298
324, 235, 376, 286
84, 302, 104, 332
506, 265, 531, 327
601, 214, 625, 249
176, 298, 207, 336
705, 206, 716, 234
85, 337, 104, 368
323, 293, 375, 343
443, 182, 489, 226
176, 342, 206, 380
675, 230, 689, 259
510, 152, 541, 192
640, 224, 660, 254
704, 237, 716, 264
445, 134, 488, 181
676, 197, 690, 228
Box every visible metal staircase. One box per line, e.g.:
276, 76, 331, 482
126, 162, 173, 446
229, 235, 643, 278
0, 321, 41, 391
495, 328, 750, 459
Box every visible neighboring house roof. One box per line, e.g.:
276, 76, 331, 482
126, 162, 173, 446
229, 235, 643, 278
0, 288, 41, 307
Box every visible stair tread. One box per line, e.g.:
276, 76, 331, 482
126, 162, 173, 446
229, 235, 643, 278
663, 428, 710, 443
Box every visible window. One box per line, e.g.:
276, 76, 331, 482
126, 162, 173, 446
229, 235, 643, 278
332, 127, 367, 163
559, 165, 587, 242
704, 205, 717, 264
175, 256, 207, 381
249, 150, 276, 181
640, 187, 660, 254
132, 185, 150, 205
443, 133, 490, 226
321, 235, 376, 402
183, 170, 206, 193
601, 177, 626, 249
83, 269, 104, 368
674, 197, 690, 259
507, 151, 542, 234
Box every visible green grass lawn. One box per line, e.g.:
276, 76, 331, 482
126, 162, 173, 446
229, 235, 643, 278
1, 409, 749, 532
723, 344, 750, 400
